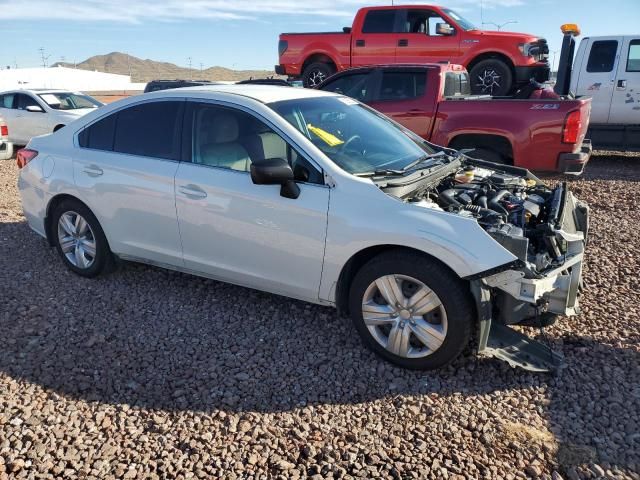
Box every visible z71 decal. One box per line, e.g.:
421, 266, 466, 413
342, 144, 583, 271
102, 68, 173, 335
530, 104, 561, 110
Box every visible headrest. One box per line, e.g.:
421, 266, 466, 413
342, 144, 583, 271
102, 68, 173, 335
200, 110, 240, 144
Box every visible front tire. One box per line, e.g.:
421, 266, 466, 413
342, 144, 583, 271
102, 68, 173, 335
348, 251, 474, 370
302, 62, 335, 88
51, 200, 113, 277
469, 59, 513, 96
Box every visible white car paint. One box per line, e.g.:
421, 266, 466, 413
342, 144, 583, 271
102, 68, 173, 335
572, 35, 640, 125
18, 86, 519, 306
0, 89, 101, 145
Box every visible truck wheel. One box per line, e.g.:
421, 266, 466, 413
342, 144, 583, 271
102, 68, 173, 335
470, 59, 513, 96
302, 62, 335, 88
348, 250, 474, 370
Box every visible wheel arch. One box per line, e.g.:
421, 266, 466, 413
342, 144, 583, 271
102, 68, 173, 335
44, 193, 93, 246
449, 133, 514, 164
335, 245, 464, 316
302, 53, 337, 73
467, 51, 515, 76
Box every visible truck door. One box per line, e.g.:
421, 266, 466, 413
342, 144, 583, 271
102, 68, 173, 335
351, 9, 402, 67
367, 69, 435, 139
608, 36, 640, 124
573, 37, 620, 123
394, 9, 460, 63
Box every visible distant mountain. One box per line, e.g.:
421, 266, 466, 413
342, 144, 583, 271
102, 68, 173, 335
52, 52, 278, 83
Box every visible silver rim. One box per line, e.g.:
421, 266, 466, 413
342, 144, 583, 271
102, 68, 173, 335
307, 70, 327, 87
476, 68, 502, 94
362, 274, 448, 359
57, 211, 97, 269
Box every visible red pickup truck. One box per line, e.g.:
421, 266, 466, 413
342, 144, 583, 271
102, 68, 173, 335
318, 63, 592, 173
276, 5, 550, 95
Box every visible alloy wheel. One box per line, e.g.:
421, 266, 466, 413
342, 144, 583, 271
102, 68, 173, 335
361, 274, 448, 359
476, 69, 502, 95
57, 211, 97, 269
308, 70, 327, 87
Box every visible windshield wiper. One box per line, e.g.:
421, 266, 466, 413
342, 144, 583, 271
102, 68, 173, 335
401, 151, 449, 171
354, 168, 405, 177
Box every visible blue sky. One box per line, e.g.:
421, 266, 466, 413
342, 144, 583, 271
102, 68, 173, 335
1, 0, 638, 72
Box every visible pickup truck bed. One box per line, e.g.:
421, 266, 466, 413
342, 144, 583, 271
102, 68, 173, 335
319, 64, 592, 173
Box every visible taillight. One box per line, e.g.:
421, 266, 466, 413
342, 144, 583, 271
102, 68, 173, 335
562, 110, 582, 144
16, 149, 38, 169
0, 125, 7, 137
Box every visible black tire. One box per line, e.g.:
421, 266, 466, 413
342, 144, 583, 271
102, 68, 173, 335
51, 199, 114, 278
302, 62, 335, 88
348, 250, 474, 370
469, 59, 513, 96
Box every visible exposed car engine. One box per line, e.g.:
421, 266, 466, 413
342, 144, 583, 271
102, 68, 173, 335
399, 161, 589, 277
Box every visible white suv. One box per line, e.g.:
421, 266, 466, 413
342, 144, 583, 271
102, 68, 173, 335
16, 85, 588, 371
0, 89, 102, 145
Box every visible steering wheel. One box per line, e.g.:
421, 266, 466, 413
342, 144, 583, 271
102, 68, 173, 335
341, 134, 364, 154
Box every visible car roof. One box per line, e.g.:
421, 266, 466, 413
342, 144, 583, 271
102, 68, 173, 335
149, 84, 341, 104
0, 89, 74, 95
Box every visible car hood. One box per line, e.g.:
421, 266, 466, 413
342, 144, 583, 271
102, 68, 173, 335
470, 30, 541, 41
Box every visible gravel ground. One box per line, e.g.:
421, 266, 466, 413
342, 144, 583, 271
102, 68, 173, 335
0, 152, 638, 480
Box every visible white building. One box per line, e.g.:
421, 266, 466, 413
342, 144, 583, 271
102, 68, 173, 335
0, 66, 145, 91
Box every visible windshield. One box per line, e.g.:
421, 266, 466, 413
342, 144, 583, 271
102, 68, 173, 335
38, 92, 102, 110
269, 96, 435, 175
442, 8, 477, 31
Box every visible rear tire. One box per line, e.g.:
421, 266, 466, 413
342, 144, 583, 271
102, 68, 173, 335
51, 199, 113, 278
302, 62, 335, 88
469, 59, 513, 96
348, 250, 474, 370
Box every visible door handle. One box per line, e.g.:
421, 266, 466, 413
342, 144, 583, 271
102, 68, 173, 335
398, 39, 409, 47
179, 184, 207, 199
355, 39, 365, 47
82, 165, 103, 177
617, 79, 627, 90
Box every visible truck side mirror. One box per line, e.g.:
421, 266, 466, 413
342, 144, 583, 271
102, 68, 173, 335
436, 23, 454, 36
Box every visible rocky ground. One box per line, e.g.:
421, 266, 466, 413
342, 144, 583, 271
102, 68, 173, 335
0, 152, 638, 480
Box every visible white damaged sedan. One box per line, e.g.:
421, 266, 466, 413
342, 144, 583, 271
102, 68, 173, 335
17, 85, 588, 371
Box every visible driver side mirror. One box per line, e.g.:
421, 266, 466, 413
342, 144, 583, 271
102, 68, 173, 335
435, 23, 454, 35
26, 105, 44, 113
250, 157, 300, 199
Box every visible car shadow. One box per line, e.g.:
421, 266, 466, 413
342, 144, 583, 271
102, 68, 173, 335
1, 216, 638, 473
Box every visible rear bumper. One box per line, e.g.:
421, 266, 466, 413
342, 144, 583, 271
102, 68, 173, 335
0, 140, 13, 161
514, 63, 550, 84
274, 64, 287, 75
558, 139, 592, 175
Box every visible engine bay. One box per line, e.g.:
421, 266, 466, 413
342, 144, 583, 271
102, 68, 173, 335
399, 162, 586, 276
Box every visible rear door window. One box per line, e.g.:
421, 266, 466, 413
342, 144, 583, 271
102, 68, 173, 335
627, 39, 640, 72
113, 101, 183, 160
321, 73, 370, 101
586, 40, 618, 73
0, 94, 16, 109
375, 72, 427, 101
362, 10, 398, 33
79, 114, 117, 151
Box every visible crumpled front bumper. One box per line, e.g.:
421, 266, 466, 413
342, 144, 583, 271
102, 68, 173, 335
471, 187, 588, 372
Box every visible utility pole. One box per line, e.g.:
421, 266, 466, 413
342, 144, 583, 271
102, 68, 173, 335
187, 57, 193, 80
38, 47, 51, 68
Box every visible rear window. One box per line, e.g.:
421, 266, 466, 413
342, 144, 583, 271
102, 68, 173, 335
444, 71, 470, 97
586, 40, 618, 73
0, 94, 15, 109
362, 10, 397, 33
113, 101, 183, 160
376, 72, 426, 101
627, 39, 640, 72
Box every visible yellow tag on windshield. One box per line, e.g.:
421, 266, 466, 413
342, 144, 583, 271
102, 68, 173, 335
307, 124, 344, 147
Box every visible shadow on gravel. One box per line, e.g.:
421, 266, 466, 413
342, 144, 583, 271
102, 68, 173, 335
1, 218, 638, 472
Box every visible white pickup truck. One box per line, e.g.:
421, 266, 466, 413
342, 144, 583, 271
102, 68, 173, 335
570, 35, 640, 151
